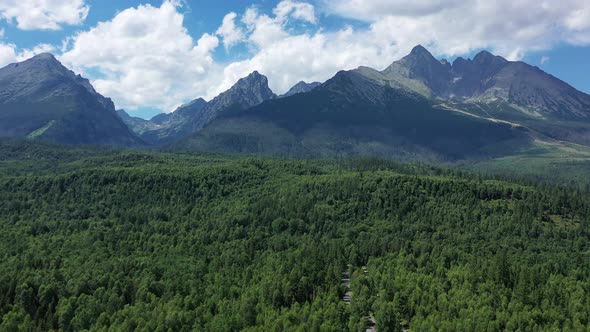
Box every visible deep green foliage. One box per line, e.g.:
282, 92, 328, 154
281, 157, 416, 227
0, 141, 589, 331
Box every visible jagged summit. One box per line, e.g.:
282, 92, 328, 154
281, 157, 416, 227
31, 52, 57, 61
4, 52, 64, 74
280, 81, 321, 98
238, 71, 267, 84
381, 44, 451, 96
409, 45, 430, 56
136, 71, 278, 144
185, 70, 276, 131
472, 50, 508, 66
368, 45, 590, 122
180, 97, 207, 109
227, 71, 276, 103
401, 45, 439, 64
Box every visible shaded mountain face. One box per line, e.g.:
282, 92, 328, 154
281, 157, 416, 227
381, 46, 590, 122
138, 71, 276, 145
280, 81, 321, 98
177, 68, 530, 161
0, 54, 140, 146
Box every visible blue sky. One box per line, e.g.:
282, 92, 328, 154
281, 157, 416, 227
0, 0, 589, 119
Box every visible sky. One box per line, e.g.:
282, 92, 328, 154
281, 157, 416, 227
0, 0, 589, 119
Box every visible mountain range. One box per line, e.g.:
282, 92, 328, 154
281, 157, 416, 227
1, 46, 589, 161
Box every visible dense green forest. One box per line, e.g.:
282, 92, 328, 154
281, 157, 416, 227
0, 140, 589, 331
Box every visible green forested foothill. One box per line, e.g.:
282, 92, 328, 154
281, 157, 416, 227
0, 143, 588, 331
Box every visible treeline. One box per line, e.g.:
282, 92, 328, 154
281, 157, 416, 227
0, 144, 588, 330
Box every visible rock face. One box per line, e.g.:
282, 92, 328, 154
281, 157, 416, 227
380, 45, 590, 121
280, 81, 321, 98
191, 71, 276, 131
0, 53, 141, 146
139, 71, 276, 145
382, 45, 453, 96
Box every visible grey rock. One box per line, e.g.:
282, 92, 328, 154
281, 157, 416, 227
374, 46, 590, 120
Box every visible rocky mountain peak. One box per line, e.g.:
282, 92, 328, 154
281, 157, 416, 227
31, 52, 58, 61
381, 45, 451, 95
280, 81, 321, 98
239, 71, 267, 85
473, 50, 508, 66
2, 52, 64, 75
399, 45, 441, 68
409, 45, 432, 57
181, 97, 207, 109
229, 71, 275, 102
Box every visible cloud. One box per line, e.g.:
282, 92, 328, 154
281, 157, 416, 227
323, 0, 462, 20
60, 0, 219, 112
0, 0, 89, 30
0, 42, 16, 67
216, 13, 245, 49
273, 0, 317, 24
540, 56, 550, 65
321, 0, 590, 58
0, 29, 57, 67
16, 44, 56, 61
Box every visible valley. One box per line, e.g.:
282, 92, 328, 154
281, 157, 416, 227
0, 38, 589, 331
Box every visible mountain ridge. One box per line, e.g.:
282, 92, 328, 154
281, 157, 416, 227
0, 53, 141, 146
138, 71, 276, 144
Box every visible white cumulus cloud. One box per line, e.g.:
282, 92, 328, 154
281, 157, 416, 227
60, 0, 219, 112
321, 0, 590, 58
273, 0, 317, 24
216, 12, 245, 50
0, 0, 89, 30
0, 29, 57, 67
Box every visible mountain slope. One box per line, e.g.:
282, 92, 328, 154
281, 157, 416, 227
0, 54, 141, 146
139, 71, 276, 145
177, 68, 530, 161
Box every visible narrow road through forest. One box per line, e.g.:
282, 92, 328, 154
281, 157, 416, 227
342, 267, 376, 332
